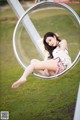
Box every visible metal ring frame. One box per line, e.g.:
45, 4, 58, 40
13, 1, 80, 79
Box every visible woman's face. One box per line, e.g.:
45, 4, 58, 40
46, 36, 58, 47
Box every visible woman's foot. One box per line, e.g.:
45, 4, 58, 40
11, 79, 27, 89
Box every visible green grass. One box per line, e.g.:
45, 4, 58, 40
0, 3, 80, 120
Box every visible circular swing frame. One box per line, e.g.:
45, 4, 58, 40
13, 1, 80, 79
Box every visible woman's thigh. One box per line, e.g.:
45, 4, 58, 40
33, 58, 59, 71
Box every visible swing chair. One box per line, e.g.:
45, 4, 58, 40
13, 1, 80, 79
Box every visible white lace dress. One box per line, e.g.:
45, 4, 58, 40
52, 47, 72, 69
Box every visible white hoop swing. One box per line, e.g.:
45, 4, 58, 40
13, 1, 80, 79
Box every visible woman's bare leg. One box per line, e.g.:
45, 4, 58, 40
12, 64, 34, 89
12, 58, 59, 89
38, 69, 50, 76
30, 59, 50, 76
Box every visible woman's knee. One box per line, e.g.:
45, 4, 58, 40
30, 62, 36, 70
30, 59, 37, 64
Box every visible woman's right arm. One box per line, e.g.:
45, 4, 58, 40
60, 39, 68, 50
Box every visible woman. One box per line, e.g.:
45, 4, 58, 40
12, 32, 72, 89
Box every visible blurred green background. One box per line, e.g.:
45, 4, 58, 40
0, 1, 80, 120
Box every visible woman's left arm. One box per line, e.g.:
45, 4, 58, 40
60, 39, 68, 50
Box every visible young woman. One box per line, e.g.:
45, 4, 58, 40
12, 32, 72, 89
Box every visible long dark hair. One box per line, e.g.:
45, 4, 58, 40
43, 32, 61, 59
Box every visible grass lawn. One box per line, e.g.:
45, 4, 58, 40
0, 2, 80, 120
